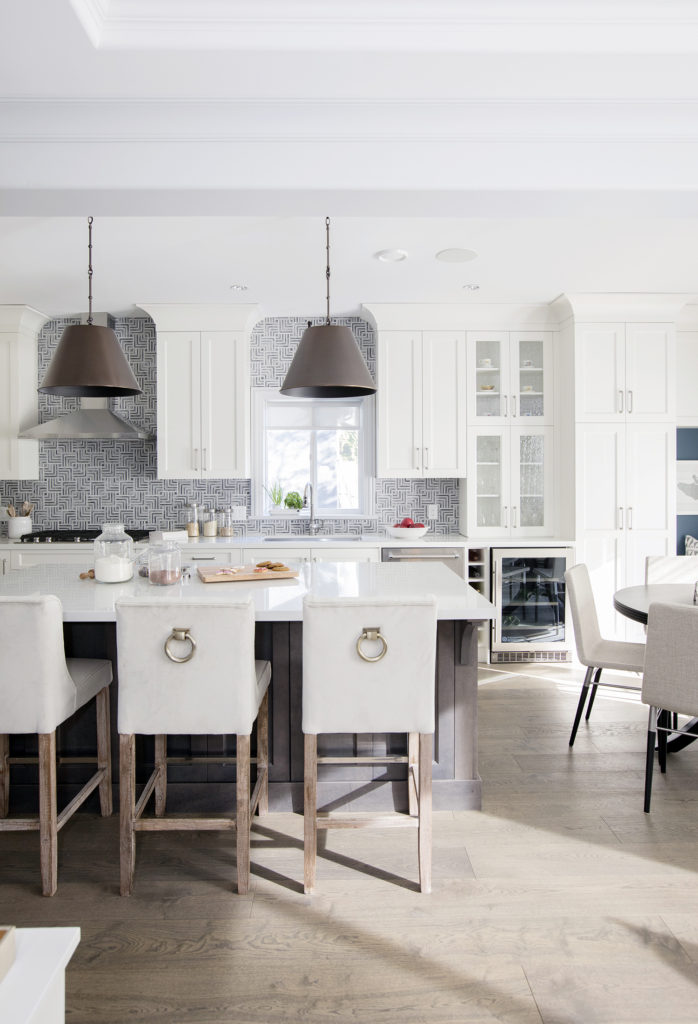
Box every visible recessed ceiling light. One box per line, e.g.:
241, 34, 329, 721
462, 284, 480, 291
436, 248, 478, 263
375, 249, 408, 263
229, 283, 249, 291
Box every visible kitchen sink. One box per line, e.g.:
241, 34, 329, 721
263, 535, 363, 542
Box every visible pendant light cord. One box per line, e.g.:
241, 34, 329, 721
325, 215, 331, 325
87, 215, 94, 325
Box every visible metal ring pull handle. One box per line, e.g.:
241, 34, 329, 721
356, 626, 388, 663
164, 627, 196, 664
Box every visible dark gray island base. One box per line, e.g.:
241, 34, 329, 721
11, 619, 481, 814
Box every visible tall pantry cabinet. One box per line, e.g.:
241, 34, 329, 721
569, 300, 682, 641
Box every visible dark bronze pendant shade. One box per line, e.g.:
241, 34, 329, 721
280, 218, 376, 398
39, 217, 142, 398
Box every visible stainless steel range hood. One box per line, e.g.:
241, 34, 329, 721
20, 398, 150, 440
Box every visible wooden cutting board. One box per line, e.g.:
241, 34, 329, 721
197, 564, 299, 583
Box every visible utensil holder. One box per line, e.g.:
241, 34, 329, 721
7, 516, 31, 539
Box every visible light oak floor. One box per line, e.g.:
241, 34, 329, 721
4, 663, 698, 1023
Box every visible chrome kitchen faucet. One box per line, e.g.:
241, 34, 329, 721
304, 483, 322, 536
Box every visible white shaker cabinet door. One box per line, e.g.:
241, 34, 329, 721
624, 423, 674, 533
421, 331, 466, 477
157, 331, 201, 480
575, 324, 626, 422
377, 331, 423, 478
200, 331, 249, 478
625, 324, 675, 421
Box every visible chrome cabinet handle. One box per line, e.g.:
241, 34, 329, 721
512, 506, 518, 528
503, 505, 508, 528
627, 390, 633, 413
1, 558, 5, 576
424, 447, 429, 470
511, 395, 517, 418
193, 448, 199, 471
503, 395, 508, 418
618, 506, 624, 530
628, 506, 633, 529
414, 447, 420, 470
203, 448, 208, 471
618, 390, 624, 414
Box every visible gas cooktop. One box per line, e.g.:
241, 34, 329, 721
19, 528, 151, 544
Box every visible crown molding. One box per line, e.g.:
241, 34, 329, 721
361, 302, 558, 331
136, 303, 262, 333
69, 0, 698, 53
561, 292, 695, 321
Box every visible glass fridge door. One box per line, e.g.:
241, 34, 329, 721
492, 548, 572, 654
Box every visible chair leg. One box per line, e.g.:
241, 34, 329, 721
38, 732, 58, 897
0, 734, 9, 818
154, 735, 167, 817
658, 710, 668, 774
408, 732, 419, 817
256, 691, 269, 817
96, 687, 112, 817
644, 707, 657, 813
418, 733, 433, 895
584, 668, 602, 720
304, 733, 318, 895
119, 734, 136, 896
236, 734, 251, 895
569, 666, 594, 746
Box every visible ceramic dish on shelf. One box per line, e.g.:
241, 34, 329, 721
479, 384, 495, 391
386, 525, 429, 539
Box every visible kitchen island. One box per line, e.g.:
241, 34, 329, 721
0, 560, 494, 811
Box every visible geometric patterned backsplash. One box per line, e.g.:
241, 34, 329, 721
2, 315, 460, 535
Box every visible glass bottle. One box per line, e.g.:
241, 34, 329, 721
93, 523, 134, 583
148, 541, 182, 586
185, 503, 200, 538
220, 507, 235, 537
202, 506, 218, 537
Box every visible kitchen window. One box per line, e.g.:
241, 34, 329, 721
252, 390, 375, 516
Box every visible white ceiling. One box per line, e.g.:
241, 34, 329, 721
2, 0, 698, 319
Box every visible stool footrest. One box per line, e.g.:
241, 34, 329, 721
317, 755, 408, 766
316, 813, 419, 830
134, 817, 235, 832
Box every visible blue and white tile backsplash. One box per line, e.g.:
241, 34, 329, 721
2, 315, 460, 534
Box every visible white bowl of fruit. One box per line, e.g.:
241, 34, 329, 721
386, 517, 429, 540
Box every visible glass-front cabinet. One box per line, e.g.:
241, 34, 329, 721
490, 547, 574, 661
467, 331, 552, 425
464, 425, 554, 537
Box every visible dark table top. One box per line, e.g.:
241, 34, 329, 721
613, 584, 697, 625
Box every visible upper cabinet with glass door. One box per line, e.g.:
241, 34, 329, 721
467, 331, 553, 425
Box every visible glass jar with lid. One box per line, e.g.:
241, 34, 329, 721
202, 506, 218, 537
93, 523, 134, 583
148, 541, 182, 586
185, 502, 200, 538
219, 507, 235, 537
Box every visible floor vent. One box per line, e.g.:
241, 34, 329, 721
491, 650, 572, 664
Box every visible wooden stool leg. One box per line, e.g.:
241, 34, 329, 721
0, 734, 9, 818
236, 734, 251, 895
418, 733, 433, 895
408, 732, 419, 817
96, 687, 112, 816
256, 692, 269, 816
38, 732, 58, 897
304, 733, 318, 895
119, 734, 136, 896
154, 735, 167, 817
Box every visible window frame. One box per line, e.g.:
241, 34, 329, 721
251, 389, 375, 518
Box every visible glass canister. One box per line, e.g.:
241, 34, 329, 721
185, 502, 200, 538
219, 507, 235, 537
202, 506, 218, 537
148, 541, 182, 586
93, 523, 134, 583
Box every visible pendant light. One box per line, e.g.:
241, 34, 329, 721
280, 217, 376, 398
39, 217, 142, 397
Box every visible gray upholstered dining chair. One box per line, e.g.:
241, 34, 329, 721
115, 596, 270, 895
641, 601, 698, 812
565, 563, 645, 746
0, 595, 113, 895
302, 595, 437, 894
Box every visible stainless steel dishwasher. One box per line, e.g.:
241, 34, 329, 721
381, 546, 466, 578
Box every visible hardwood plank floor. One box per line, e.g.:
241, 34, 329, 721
3, 663, 698, 1022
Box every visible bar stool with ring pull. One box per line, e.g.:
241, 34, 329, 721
302, 595, 438, 894
115, 597, 270, 895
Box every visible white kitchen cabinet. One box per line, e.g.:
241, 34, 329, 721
7, 547, 99, 570
0, 306, 47, 480
576, 421, 673, 640
156, 330, 248, 479
467, 330, 553, 425
575, 322, 675, 423
244, 547, 311, 564
463, 425, 553, 538
310, 547, 380, 563
377, 330, 466, 478
677, 331, 698, 425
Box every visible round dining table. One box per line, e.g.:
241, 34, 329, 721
614, 582, 698, 751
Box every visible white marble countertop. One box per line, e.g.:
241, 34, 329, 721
0, 560, 496, 623
0, 927, 80, 1023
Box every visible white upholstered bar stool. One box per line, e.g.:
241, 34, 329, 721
0, 595, 113, 896
115, 597, 270, 896
302, 595, 437, 895
565, 564, 645, 746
